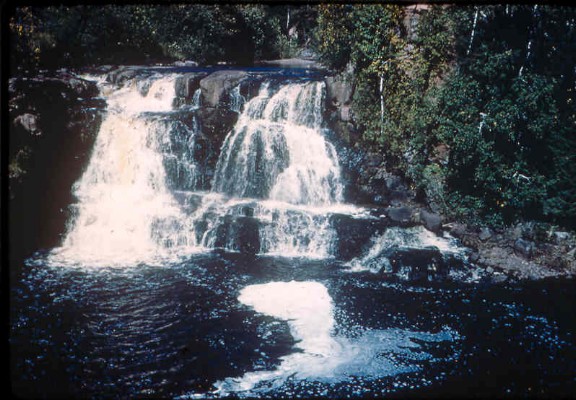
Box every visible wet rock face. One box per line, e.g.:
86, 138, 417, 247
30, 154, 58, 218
234, 215, 261, 255
175, 72, 208, 103
210, 207, 261, 255
331, 213, 390, 261
199, 70, 248, 108
9, 72, 105, 260
380, 247, 449, 281
105, 65, 149, 85
193, 72, 264, 181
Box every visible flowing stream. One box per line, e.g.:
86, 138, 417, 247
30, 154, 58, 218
10, 67, 576, 398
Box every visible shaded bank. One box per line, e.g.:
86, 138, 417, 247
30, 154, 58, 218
8, 71, 105, 261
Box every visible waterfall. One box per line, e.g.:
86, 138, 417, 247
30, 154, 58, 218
52, 75, 199, 265
51, 72, 350, 265
192, 88, 202, 108
213, 81, 342, 205
229, 85, 245, 113
208, 80, 344, 257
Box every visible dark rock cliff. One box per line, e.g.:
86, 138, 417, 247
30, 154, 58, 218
8, 71, 106, 260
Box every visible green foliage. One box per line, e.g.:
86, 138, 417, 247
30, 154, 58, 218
430, 66, 558, 224
315, 4, 354, 69
315, 4, 576, 229
8, 4, 293, 71
544, 108, 576, 227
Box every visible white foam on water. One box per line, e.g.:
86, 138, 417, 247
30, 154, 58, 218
196, 280, 460, 398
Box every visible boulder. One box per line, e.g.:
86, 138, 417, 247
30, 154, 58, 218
386, 206, 414, 224
553, 231, 571, 243
514, 238, 534, 259
379, 247, 456, 282
420, 210, 442, 233
448, 222, 468, 239
175, 72, 208, 100
479, 227, 493, 241
199, 70, 248, 108
331, 213, 389, 260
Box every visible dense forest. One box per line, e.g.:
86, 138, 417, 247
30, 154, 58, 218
8, 3, 576, 230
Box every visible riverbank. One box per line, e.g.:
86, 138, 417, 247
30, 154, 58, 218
448, 221, 576, 281
386, 200, 576, 281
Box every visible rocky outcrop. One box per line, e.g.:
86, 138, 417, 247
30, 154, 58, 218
447, 222, 576, 280
175, 72, 208, 104
386, 206, 415, 224
419, 210, 442, 233
9, 71, 106, 260
105, 65, 151, 85
378, 247, 459, 283
233, 207, 261, 255
325, 75, 354, 119
194, 71, 265, 182
199, 70, 248, 108
323, 66, 359, 145
336, 148, 416, 208
331, 212, 389, 260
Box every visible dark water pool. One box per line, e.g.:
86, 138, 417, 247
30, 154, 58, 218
10, 252, 576, 398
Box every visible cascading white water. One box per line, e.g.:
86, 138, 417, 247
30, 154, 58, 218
229, 85, 245, 113
207, 80, 345, 257
213, 81, 342, 205
52, 73, 353, 264
52, 75, 199, 265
